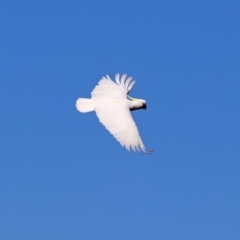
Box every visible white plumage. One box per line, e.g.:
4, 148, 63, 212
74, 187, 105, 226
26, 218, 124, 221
76, 74, 153, 154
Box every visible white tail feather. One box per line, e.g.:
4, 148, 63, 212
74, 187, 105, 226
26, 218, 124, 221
76, 98, 94, 113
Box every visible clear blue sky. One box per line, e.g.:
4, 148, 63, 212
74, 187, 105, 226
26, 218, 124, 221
1, 1, 240, 239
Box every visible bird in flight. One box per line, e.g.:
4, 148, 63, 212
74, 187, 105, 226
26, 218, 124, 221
76, 74, 153, 154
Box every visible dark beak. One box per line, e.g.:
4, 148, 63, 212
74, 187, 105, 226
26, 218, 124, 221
142, 103, 147, 110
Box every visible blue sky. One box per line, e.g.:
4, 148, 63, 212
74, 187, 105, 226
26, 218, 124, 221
1, 1, 240, 239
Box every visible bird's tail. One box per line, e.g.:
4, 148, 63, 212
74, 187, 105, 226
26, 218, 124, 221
76, 98, 94, 113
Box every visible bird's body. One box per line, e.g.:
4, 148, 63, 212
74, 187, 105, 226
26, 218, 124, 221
76, 74, 152, 153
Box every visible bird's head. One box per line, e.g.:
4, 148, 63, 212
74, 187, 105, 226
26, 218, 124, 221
128, 96, 147, 111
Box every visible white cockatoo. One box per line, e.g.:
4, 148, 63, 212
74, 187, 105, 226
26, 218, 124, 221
76, 74, 153, 154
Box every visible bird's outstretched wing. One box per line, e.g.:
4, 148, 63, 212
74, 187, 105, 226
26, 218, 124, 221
91, 74, 151, 153
91, 74, 135, 99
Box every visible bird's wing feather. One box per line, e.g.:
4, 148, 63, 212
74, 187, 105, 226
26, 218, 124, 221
115, 73, 135, 93
91, 75, 127, 99
91, 75, 148, 153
